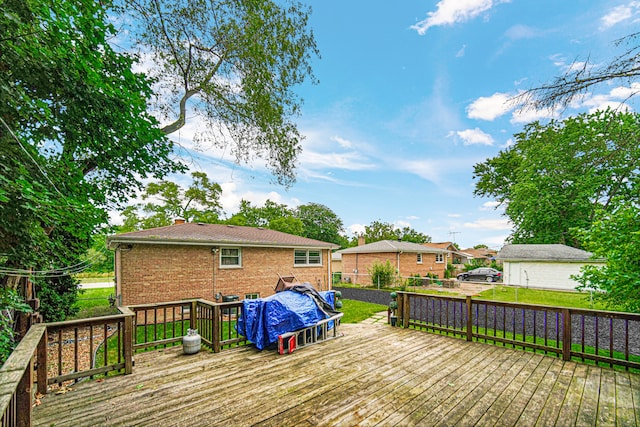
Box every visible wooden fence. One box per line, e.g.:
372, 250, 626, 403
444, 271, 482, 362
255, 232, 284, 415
0, 298, 245, 427
396, 291, 640, 371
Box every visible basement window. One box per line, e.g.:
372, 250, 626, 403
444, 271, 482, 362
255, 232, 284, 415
294, 249, 322, 266
220, 247, 242, 268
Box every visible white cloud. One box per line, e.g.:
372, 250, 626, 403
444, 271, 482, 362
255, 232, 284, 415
332, 136, 353, 149
347, 223, 366, 236
504, 24, 541, 40
467, 92, 513, 120
453, 128, 495, 146
295, 129, 378, 176
448, 213, 462, 218
463, 218, 512, 230
299, 149, 376, 171
411, 0, 511, 35
510, 106, 557, 124
456, 44, 467, 57
402, 159, 443, 183
600, 2, 640, 30
480, 201, 501, 210
395, 220, 412, 229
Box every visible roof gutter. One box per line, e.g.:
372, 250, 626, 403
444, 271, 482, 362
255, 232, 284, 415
107, 237, 338, 251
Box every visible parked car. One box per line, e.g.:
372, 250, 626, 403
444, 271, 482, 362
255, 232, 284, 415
457, 268, 502, 282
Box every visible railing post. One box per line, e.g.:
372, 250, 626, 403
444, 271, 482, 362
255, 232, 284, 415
123, 314, 133, 374
16, 354, 33, 427
466, 296, 473, 342
190, 300, 198, 331
402, 293, 410, 328
396, 293, 403, 327
213, 304, 221, 353
37, 328, 48, 395
562, 308, 571, 361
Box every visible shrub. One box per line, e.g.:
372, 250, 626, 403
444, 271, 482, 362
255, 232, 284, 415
368, 261, 396, 288
407, 274, 422, 286
0, 289, 33, 365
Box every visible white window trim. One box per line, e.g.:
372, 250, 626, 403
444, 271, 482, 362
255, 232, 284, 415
417, 253, 423, 264
435, 253, 444, 263
294, 249, 323, 267
219, 247, 242, 269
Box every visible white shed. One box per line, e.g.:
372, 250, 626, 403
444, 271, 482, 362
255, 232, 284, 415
497, 244, 606, 291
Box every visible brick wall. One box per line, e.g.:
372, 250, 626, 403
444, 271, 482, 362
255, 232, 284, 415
117, 244, 331, 305
341, 252, 446, 286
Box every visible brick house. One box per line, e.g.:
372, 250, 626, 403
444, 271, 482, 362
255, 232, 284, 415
107, 222, 339, 306
336, 240, 449, 286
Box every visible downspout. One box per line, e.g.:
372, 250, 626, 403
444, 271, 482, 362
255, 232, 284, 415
115, 245, 123, 306
326, 248, 331, 291
212, 247, 218, 300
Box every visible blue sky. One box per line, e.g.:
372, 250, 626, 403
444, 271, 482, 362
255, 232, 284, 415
151, 0, 640, 250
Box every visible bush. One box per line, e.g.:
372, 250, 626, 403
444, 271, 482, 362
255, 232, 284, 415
407, 274, 422, 286
0, 289, 32, 365
368, 261, 396, 288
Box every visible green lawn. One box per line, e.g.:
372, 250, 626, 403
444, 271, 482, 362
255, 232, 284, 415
477, 285, 613, 311
74, 272, 114, 283
339, 299, 387, 323
73, 287, 118, 319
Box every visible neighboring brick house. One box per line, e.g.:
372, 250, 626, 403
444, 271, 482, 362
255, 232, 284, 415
422, 241, 461, 264
107, 222, 339, 306
460, 247, 499, 265
336, 240, 449, 286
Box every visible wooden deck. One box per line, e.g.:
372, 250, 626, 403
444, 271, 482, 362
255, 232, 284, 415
33, 323, 640, 426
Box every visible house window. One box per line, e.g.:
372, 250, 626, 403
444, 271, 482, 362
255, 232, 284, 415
435, 253, 444, 263
417, 253, 423, 264
294, 249, 322, 266
245, 293, 259, 300
220, 247, 241, 268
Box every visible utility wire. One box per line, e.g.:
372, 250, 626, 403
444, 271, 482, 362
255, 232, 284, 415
0, 246, 111, 277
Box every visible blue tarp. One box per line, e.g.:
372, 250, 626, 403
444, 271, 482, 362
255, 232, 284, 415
236, 290, 335, 350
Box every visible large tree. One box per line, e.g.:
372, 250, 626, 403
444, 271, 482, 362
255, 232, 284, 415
0, 0, 183, 320
294, 203, 345, 245
573, 203, 640, 312
518, 32, 640, 110
473, 109, 640, 247
226, 199, 304, 235
116, 0, 319, 186
127, 172, 223, 229
361, 220, 431, 244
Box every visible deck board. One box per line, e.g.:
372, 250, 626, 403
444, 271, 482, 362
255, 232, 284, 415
33, 323, 640, 427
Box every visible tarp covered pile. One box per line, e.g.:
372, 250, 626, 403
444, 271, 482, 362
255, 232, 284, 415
236, 284, 337, 350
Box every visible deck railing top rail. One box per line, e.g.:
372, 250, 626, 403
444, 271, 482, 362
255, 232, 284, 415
396, 291, 640, 371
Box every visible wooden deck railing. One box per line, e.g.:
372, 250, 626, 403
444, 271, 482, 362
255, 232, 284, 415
396, 291, 640, 371
45, 307, 134, 386
1, 298, 248, 426
0, 324, 46, 427
127, 299, 246, 353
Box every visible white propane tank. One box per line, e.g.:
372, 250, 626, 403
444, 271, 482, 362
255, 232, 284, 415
183, 329, 201, 354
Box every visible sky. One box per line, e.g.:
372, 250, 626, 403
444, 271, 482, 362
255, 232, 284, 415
143, 0, 640, 250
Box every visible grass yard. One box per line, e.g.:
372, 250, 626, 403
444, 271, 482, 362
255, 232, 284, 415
73, 287, 119, 319
339, 299, 387, 323
477, 285, 613, 311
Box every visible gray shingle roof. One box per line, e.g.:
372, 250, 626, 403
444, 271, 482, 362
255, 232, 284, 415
497, 244, 596, 261
337, 240, 447, 254
107, 223, 339, 249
